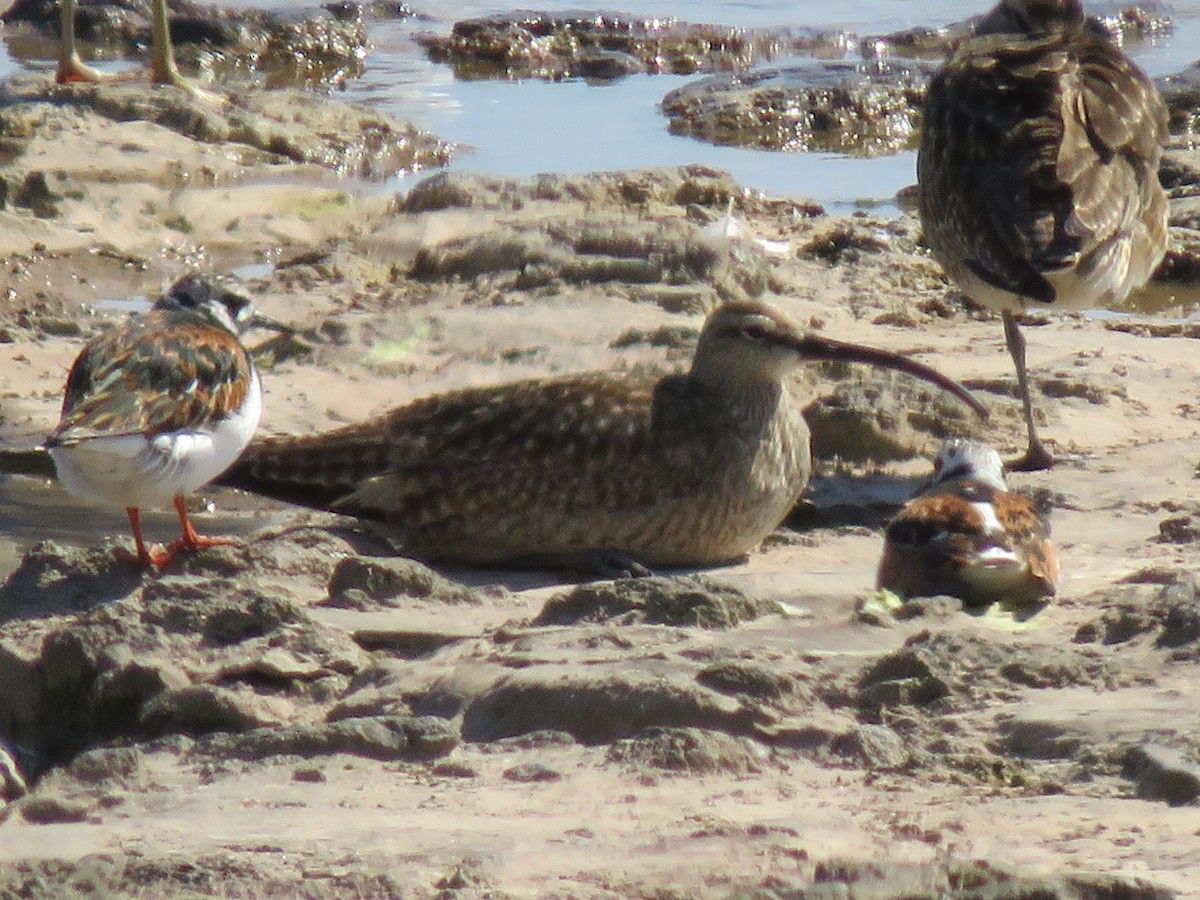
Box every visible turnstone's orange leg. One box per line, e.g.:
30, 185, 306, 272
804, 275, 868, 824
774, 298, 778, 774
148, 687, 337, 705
112, 507, 169, 570
155, 495, 237, 568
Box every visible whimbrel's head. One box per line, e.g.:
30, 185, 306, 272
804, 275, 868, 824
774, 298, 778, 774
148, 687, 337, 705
977, 0, 1085, 36
691, 301, 988, 417
929, 438, 1007, 492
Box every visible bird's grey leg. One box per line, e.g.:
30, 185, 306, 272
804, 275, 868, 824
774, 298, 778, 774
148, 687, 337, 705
1002, 310, 1054, 472
148, 0, 221, 103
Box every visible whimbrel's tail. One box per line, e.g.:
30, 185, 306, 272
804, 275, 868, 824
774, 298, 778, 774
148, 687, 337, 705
218, 423, 393, 520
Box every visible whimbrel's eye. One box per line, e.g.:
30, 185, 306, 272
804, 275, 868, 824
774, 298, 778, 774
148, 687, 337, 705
734, 325, 773, 343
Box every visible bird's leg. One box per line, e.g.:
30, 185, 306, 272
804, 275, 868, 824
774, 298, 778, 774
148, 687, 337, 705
148, 0, 221, 103
1002, 310, 1054, 472
510, 549, 654, 579
55, 0, 110, 84
156, 495, 238, 568
111, 507, 169, 570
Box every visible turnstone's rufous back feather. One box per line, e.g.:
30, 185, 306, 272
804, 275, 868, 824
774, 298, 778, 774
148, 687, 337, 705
918, 0, 1168, 470
877, 438, 1058, 607
47, 274, 265, 571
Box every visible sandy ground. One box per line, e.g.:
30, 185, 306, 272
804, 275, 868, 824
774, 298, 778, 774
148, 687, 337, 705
0, 73, 1199, 898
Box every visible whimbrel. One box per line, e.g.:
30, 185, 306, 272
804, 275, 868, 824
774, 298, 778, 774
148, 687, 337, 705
219, 301, 986, 575
56, 0, 211, 100
918, 0, 1168, 470
876, 437, 1058, 607
47, 276, 269, 570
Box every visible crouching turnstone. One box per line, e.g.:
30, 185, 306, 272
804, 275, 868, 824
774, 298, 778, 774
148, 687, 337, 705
47, 275, 267, 571
876, 438, 1058, 607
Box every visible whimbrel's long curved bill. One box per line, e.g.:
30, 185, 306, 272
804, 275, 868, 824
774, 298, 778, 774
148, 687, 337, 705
789, 333, 988, 418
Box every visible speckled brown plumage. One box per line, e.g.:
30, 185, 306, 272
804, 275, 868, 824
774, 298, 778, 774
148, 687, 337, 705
221, 301, 985, 573
918, 0, 1168, 470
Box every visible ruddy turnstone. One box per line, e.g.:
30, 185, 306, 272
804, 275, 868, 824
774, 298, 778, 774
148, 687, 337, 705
918, 0, 1168, 470
876, 437, 1058, 607
220, 301, 985, 575
47, 275, 266, 570
56, 0, 212, 100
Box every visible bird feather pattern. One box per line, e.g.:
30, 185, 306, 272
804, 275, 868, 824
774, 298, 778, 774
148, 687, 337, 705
50, 310, 252, 445
919, 16, 1167, 304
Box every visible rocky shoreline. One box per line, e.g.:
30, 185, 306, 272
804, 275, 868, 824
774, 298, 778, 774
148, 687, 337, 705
1, 3, 1200, 896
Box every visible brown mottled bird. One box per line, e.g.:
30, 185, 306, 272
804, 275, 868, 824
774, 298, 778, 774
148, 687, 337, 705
220, 301, 985, 575
918, 0, 1168, 470
876, 438, 1058, 607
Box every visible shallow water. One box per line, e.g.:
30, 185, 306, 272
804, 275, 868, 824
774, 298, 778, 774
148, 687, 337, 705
0, 1, 1195, 209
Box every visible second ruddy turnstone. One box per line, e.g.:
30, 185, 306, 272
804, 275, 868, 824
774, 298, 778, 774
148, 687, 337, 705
876, 438, 1058, 607
46, 275, 266, 571
918, 0, 1169, 470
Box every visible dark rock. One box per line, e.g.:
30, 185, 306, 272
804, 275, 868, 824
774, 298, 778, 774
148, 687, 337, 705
894, 595, 965, 619
801, 222, 890, 263
13, 171, 62, 218
0, 541, 144, 624
855, 631, 1115, 719
402, 171, 508, 212
534, 575, 779, 629
461, 669, 757, 744
2, 77, 451, 181
606, 727, 765, 774
661, 62, 930, 156
417, 13, 790, 81
400, 716, 459, 759
140, 684, 273, 736
323, 556, 483, 609
997, 718, 1085, 761
1073, 577, 1200, 651
195, 716, 428, 762
829, 724, 907, 769
502, 762, 562, 783
806, 371, 981, 463
1125, 743, 1200, 805
486, 730, 577, 752
66, 746, 141, 784
15, 794, 92, 824
696, 661, 796, 700
350, 628, 467, 657
1, 0, 371, 90
326, 660, 416, 722
576, 50, 644, 81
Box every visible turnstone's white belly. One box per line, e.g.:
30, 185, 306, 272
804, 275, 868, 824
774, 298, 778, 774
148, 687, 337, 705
49, 369, 262, 510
